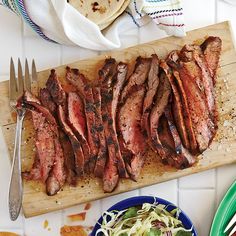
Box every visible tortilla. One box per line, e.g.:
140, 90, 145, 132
68, 0, 128, 25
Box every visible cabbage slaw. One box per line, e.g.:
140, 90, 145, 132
95, 202, 193, 236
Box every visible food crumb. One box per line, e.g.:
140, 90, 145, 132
43, 219, 49, 229
67, 212, 86, 222
60, 225, 88, 236
84, 202, 91, 210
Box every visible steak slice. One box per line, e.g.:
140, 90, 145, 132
118, 87, 147, 181
164, 105, 196, 167
58, 105, 85, 176
120, 57, 151, 103
149, 71, 171, 156
99, 59, 128, 191
68, 92, 90, 164
46, 69, 66, 107
66, 67, 99, 170
93, 86, 107, 178
39, 87, 77, 185
141, 54, 160, 137
201, 36, 222, 80
39, 88, 56, 114
180, 44, 216, 119
31, 110, 55, 183
167, 51, 198, 153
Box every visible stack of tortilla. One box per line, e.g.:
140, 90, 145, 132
68, 0, 130, 30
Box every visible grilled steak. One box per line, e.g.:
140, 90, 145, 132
58, 105, 85, 176
39, 88, 77, 185
68, 92, 90, 164
99, 59, 128, 192
46, 69, 66, 107
141, 54, 160, 136
149, 71, 171, 156
118, 87, 147, 181
120, 57, 151, 103
167, 51, 198, 153
201, 36, 222, 80
92, 86, 107, 178
66, 67, 99, 170
40, 88, 56, 114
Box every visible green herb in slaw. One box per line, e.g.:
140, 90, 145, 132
96, 202, 193, 236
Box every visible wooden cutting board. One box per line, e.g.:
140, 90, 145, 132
1, 21, 236, 218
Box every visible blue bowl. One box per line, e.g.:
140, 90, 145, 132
91, 196, 198, 236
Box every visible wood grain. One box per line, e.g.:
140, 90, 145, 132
1, 21, 236, 217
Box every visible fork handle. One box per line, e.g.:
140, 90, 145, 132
8, 112, 24, 221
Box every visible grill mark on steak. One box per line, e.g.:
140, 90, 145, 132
40, 88, 56, 114
149, 71, 171, 156
141, 54, 160, 137
160, 60, 190, 150
167, 51, 198, 153
93, 86, 107, 178
99, 59, 128, 191
120, 57, 151, 103
67, 92, 91, 165
66, 67, 99, 170
118, 87, 147, 181
58, 105, 85, 176
201, 36, 222, 81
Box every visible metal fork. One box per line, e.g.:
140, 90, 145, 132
8, 58, 37, 221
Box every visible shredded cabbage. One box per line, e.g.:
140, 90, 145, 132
96, 202, 193, 236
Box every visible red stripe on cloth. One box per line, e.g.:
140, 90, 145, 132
158, 22, 185, 27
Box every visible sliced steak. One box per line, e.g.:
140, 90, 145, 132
39, 88, 56, 114
46, 69, 66, 107
118, 87, 147, 181
46, 135, 66, 196
201, 36, 222, 80
68, 92, 90, 164
31, 110, 55, 183
167, 51, 198, 153
99, 59, 128, 191
93, 86, 107, 178
180, 44, 216, 119
58, 105, 85, 176
141, 54, 160, 136
120, 57, 151, 103
149, 71, 171, 156
160, 60, 190, 150
59, 131, 77, 186
66, 67, 99, 170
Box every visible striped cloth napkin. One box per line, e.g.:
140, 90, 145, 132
0, 0, 185, 50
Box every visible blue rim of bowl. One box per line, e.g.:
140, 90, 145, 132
91, 196, 198, 236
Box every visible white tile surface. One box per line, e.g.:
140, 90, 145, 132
182, 0, 216, 30
0, 7, 22, 75
140, 180, 178, 205
179, 189, 216, 236
179, 169, 215, 189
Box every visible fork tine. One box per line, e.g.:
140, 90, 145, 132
9, 58, 17, 100
32, 59, 37, 82
229, 224, 236, 236
24, 59, 31, 91
17, 58, 24, 94
225, 213, 236, 233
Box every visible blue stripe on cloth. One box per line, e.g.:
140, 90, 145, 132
124, 10, 140, 27
133, 0, 142, 18
147, 8, 183, 15
15, 0, 56, 43
2, 0, 15, 12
